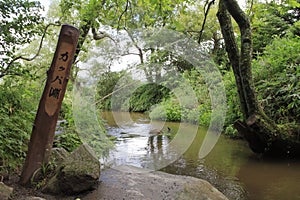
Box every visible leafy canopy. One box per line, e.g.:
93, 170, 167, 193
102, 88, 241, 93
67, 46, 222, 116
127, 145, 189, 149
0, 0, 44, 78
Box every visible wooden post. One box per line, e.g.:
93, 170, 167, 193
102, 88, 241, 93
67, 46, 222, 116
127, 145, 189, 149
20, 24, 79, 185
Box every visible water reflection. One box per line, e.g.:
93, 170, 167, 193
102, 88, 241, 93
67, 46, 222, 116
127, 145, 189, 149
148, 134, 163, 153
238, 157, 300, 200
101, 111, 300, 200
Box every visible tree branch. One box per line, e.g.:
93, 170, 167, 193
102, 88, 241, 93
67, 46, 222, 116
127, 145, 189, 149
92, 27, 116, 43
124, 28, 144, 64
198, 0, 215, 44
223, 0, 258, 116
217, 0, 248, 118
247, 0, 254, 17
117, 0, 130, 30
2, 22, 61, 78
121, 52, 140, 56
223, 0, 250, 31
124, 27, 155, 82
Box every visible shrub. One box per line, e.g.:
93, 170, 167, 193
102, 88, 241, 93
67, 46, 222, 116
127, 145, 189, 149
253, 36, 300, 124
129, 83, 170, 112
0, 80, 38, 173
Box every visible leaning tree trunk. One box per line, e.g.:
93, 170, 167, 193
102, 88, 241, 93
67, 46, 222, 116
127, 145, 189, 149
217, 0, 300, 157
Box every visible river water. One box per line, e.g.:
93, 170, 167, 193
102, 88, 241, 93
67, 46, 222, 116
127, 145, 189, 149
100, 111, 300, 200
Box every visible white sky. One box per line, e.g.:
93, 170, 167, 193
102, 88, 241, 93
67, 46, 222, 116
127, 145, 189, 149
40, 0, 51, 10
39, 0, 247, 13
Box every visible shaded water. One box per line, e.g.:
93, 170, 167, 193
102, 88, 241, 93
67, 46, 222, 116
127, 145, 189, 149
101, 111, 300, 200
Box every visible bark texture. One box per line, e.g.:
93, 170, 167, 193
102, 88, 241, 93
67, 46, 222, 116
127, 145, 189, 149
217, 0, 300, 157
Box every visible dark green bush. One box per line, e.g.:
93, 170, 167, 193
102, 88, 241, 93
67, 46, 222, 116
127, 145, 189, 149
0, 80, 38, 173
253, 37, 300, 124
96, 71, 127, 110
129, 83, 170, 112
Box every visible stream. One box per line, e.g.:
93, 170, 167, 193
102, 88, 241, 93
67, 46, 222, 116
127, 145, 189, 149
100, 111, 300, 200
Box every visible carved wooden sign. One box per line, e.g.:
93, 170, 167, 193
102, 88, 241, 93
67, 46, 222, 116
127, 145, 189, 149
45, 41, 74, 116
20, 24, 79, 185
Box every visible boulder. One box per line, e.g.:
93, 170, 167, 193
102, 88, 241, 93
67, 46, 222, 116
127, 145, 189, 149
50, 147, 70, 165
0, 182, 13, 200
43, 143, 100, 195
31, 148, 70, 184
84, 165, 228, 200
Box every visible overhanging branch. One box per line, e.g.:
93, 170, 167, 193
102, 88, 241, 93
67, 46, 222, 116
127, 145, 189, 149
3, 22, 61, 78
92, 27, 116, 43
198, 0, 215, 44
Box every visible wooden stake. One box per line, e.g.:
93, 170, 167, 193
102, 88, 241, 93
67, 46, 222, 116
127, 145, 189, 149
20, 24, 79, 185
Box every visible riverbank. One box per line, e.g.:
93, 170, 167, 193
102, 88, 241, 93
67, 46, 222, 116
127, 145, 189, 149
4, 165, 228, 200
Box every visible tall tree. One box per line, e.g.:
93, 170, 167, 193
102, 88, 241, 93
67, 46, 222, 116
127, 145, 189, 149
217, 0, 300, 157
58, 0, 187, 80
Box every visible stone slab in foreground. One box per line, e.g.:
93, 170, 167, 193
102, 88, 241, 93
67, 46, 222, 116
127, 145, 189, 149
84, 165, 228, 200
0, 182, 13, 200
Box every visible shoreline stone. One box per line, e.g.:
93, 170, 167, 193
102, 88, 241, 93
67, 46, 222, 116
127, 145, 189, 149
83, 165, 228, 200
43, 143, 100, 195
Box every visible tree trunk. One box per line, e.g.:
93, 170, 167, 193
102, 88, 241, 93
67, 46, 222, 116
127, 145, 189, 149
217, 0, 300, 157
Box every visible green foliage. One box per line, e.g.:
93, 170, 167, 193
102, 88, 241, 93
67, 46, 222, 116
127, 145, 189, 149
1, 1, 299, 178
173, 2, 219, 42
253, 36, 300, 80
56, 83, 113, 157
221, 0, 300, 136
0, 0, 44, 78
31, 161, 56, 190
96, 72, 171, 113
197, 104, 212, 127
224, 124, 239, 138
52, 85, 83, 152
59, 0, 189, 32
73, 86, 114, 158
148, 69, 213, 126
148, 104, 166, 120
112, 0, 189, 29
253, 37, 300, 124
164, 101, 182, 121
223, 70, 242, 126
0, 79, 39, 173
53, 129, 82, 153
149, 98, 213, 126
251, 1, 300, 54
149, 99, 181, 121
129, 83, 170, 112
96, 71, 125, 110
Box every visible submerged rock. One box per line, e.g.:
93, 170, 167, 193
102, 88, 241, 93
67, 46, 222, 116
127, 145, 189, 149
0, 182, 13, 200
83, 165, 228, 200
43, 143, 100, 195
